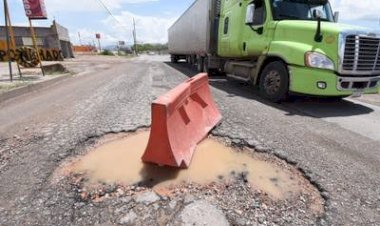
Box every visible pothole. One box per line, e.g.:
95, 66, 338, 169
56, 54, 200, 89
54, 130, 324, 216
73, 131, 303, 199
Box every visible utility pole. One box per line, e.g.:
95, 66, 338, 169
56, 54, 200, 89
78, 32, 82, 45
96, 33, 102, 53
97, 39, 101, 52
5, 0, 22, 78
3, 0, 13, 81
29, 19, 45, 76
133, 18, 138, 56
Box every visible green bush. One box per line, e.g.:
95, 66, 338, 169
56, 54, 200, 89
131, 43, 168, 53
100, 50, 114, 56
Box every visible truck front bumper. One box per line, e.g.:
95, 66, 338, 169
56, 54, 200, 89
288, 65, 380, 96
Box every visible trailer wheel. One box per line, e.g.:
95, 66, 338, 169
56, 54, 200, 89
197, 56, 204, 72
259, 61, 289, 102
203, 57, 209, 74
190, 55, 196, 65
170, 55, 178, 63
202, 57, 216, 76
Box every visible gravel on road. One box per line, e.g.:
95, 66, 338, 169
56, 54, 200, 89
0, 55, 379, 225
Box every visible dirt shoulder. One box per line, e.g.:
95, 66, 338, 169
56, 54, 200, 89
0, 55, 133, 103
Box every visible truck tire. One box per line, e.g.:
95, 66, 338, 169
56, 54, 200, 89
190, 55, 196, 65
197, 56, 204, 72
203, 57, 209, 74
170, 55, 178, 63
259, 61, 289, 102
202, 57, 218, 76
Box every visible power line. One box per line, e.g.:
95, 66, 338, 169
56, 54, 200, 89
95, 0, 134, 43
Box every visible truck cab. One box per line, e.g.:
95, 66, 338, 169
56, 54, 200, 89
218, 0, 380, 101
168, 0, 380, 101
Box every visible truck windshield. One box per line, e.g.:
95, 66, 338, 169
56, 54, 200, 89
271, 0, 334, 22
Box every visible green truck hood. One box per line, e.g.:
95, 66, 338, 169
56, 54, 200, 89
270, 20, 378, 69
274, 20, 368, 36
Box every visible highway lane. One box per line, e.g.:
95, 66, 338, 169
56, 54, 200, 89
167, 57, 380, 225
0, 55, 379, 225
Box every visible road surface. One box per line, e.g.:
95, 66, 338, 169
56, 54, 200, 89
0, 55, 379, 225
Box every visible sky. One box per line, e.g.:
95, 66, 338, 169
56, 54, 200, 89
2, 0, 380, 46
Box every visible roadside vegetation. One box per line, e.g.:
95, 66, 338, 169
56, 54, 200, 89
132, 43, 168, 54
100, 50, 115, 56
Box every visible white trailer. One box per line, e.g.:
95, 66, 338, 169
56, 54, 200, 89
168, 0, 220, 73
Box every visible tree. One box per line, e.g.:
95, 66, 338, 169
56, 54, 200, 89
131, 43, 168, 53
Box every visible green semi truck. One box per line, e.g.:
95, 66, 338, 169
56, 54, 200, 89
168, 0, 380, 101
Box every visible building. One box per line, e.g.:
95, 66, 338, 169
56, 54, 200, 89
0, 20, 74, 59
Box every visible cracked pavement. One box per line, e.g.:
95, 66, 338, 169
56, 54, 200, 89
0, 55, 379, 225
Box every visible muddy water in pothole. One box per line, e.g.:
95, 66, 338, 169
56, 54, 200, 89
72, 131, 302, 199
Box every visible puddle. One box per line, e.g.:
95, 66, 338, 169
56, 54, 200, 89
70, 131, 307, 199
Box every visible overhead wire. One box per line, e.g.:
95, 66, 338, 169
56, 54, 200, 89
94, 0, 134, 43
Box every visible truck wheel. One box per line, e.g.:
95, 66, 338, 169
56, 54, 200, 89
203, 57, 209, 74
197, 56, 204, 72
190, 55, 196, 65
202, 58, 218, 76
259, 61, 289, 102
171, 55, 178, 63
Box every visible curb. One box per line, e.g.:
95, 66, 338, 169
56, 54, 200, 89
0, 73, 72, 104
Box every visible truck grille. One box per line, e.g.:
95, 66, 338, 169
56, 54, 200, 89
342, 35, 380, 73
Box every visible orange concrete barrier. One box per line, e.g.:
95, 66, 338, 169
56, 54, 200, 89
72, 45, 96, 53
142, 73, 222, 168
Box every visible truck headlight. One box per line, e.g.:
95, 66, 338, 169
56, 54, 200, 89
305, 52, 334, 70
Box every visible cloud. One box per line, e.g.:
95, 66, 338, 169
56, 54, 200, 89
70, 28, 117, 46
45, 0, 158, 13
70, 11, 175, 46
44, 0, 170, 45
330, 0, 380, 21
102, 10, 176, 44
63, 0, 380, 46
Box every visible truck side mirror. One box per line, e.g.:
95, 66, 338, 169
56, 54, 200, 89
334, 11, 339, 22
313, 9, 323, 42
312, 9, 322, 19
245, 4, 255, 25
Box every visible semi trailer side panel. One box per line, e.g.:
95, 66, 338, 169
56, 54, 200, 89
168, 0, 214, 56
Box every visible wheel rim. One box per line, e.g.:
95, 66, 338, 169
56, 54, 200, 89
264, 70, 281, 95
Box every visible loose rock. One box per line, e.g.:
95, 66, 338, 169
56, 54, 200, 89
134, 191, 160, 205
119, 210, 138, 225
174, 200, 229, 226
